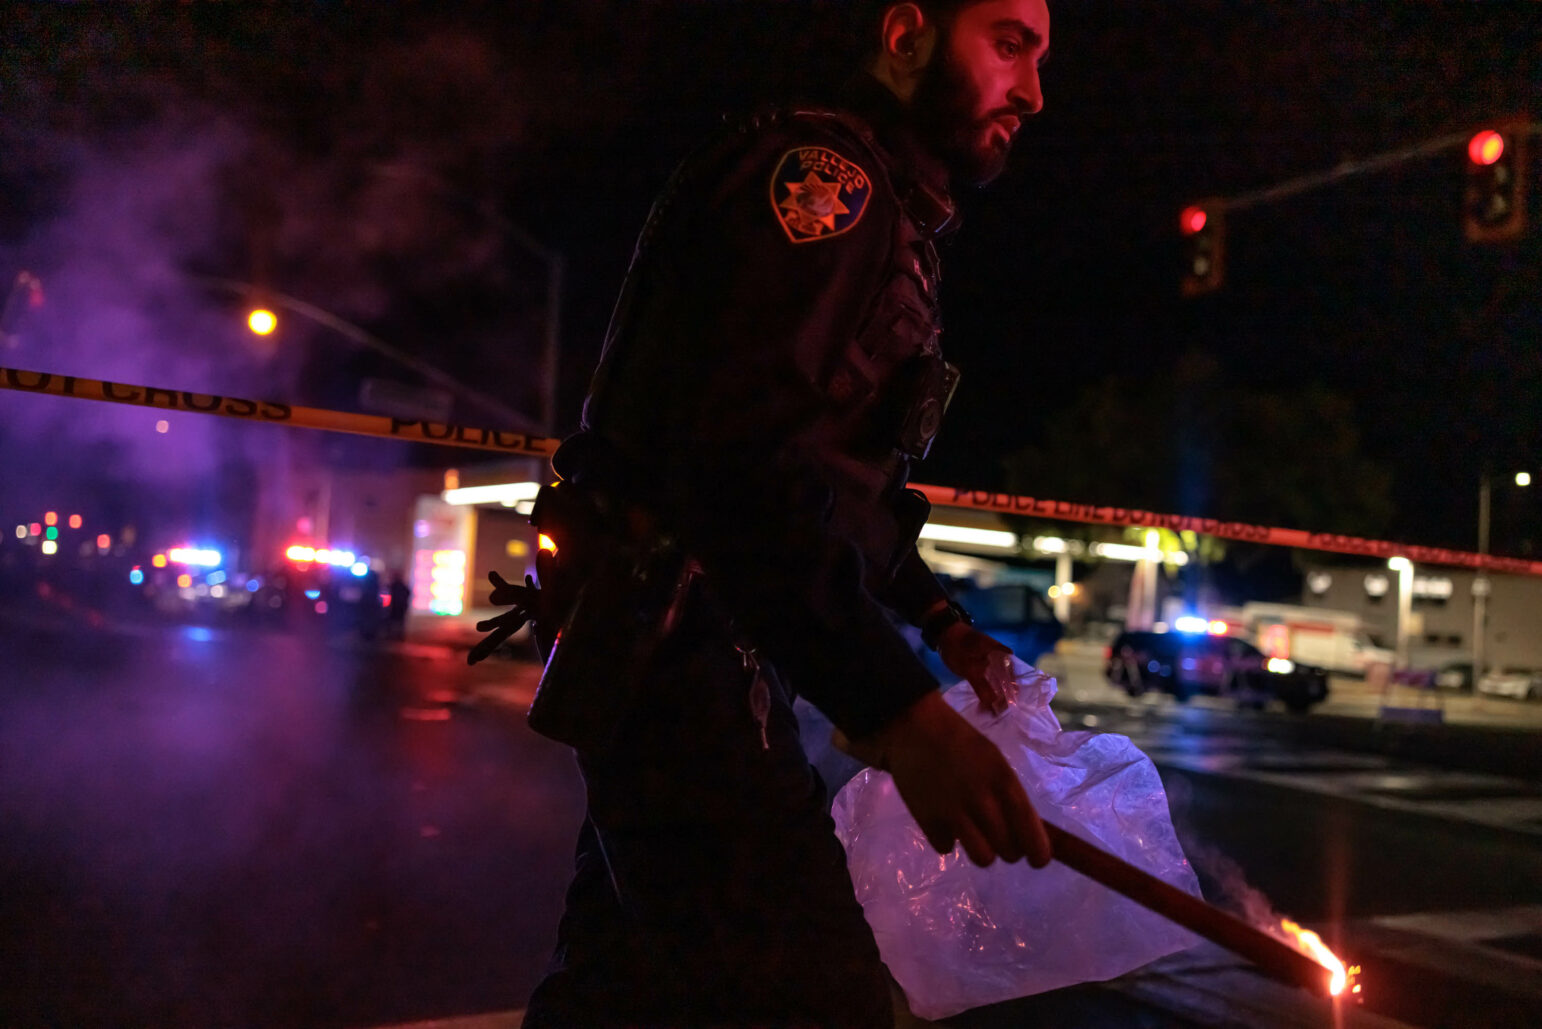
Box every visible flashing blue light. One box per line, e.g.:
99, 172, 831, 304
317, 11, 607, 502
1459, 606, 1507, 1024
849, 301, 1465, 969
1173, 616, 1209, 634
246, 578, 261, 592
207, 570, 227, 586
129, 569, 145, 585
304, 589, 321, 600
350, 561, 368, 577
168, 546, 222, 568
182, 626, 214, 643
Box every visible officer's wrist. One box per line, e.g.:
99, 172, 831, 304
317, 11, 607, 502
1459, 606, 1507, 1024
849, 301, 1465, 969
920, 600, 973, 651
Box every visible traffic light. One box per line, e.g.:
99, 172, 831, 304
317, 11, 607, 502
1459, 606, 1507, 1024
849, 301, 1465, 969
1463, 120, 1529, 243
1180, 199, 1225, 297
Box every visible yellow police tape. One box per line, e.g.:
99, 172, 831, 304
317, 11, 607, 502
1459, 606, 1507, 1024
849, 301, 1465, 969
0, 364, 557, 458
5, 363, 1538, 575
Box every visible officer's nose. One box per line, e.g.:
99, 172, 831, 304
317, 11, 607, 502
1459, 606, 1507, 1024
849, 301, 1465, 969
1010, 66, 1043, 117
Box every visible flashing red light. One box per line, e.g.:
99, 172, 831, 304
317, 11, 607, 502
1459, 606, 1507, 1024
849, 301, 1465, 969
1180, 205, 1208, 235
68, 514, 82, 529
28, 523, 41, 537
1468, 130, 1505, 166
96, 534, 111, 549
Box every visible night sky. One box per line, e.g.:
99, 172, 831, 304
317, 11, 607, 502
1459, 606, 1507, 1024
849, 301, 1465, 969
3, 1, 1539, 555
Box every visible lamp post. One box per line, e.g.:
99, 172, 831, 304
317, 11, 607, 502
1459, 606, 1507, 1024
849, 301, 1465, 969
1473, 469, 1532, 678
1388, 556, 1414, 669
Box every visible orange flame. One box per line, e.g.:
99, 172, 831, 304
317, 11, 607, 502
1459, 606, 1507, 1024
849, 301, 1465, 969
1279, 918, 1356, 996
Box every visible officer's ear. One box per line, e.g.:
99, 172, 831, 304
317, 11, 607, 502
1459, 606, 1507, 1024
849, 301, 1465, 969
874, 3, 938, 101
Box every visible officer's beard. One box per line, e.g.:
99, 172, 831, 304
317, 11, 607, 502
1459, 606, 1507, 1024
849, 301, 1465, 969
909, 37, 1014, 187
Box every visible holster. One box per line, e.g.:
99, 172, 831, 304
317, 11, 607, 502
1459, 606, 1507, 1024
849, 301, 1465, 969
886, 486, 932, 577
525, 480, 693, 752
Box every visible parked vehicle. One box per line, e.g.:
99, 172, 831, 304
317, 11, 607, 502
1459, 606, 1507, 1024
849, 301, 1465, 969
1475, 667, 1542, 701
1105, 629, 1330, 713
1240, 602, 1393, 677
1432, 660, 1476, 692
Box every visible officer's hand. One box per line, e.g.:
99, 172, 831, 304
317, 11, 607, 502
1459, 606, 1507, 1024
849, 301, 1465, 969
937, 623, 1016, 715
467, 571, 540, 666
832, 691, 1052, 868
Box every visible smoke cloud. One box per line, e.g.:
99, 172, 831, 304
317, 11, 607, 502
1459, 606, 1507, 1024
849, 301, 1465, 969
1, 8, 554, 522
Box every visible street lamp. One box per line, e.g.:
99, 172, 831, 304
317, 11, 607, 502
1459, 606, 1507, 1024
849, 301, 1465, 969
1474, 469, 1532, 677
197, 276, 539, 433
247, 307, 278, 336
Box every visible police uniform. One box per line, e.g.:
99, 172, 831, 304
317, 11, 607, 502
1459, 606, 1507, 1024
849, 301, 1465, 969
522, 74, 963, 1029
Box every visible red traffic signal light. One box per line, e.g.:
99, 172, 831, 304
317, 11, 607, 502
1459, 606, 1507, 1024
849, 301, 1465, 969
1468, 130, 1505, 166
1180, 199, 1225, 297
1464, 120, 1528, 243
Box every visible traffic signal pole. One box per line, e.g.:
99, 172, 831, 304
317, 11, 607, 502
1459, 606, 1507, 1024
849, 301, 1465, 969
1180, 120, 1537, 293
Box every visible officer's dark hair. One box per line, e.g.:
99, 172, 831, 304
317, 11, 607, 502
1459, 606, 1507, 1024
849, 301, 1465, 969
848, 0, 990, 57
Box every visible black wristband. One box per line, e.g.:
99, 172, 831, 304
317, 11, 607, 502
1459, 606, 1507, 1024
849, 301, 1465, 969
920, 600, 973, 651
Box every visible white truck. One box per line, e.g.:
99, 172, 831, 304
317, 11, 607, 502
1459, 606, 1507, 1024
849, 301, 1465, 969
1236, 603, 1395, 677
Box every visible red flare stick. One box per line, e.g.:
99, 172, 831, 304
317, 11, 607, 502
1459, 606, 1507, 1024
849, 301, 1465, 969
1043, 821, 1336, 996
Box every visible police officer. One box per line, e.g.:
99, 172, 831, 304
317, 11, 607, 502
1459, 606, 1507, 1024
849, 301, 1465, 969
488, 2, 1054, 1025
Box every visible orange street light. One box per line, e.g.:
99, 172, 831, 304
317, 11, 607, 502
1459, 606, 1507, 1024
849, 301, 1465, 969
247, 308, 278, 335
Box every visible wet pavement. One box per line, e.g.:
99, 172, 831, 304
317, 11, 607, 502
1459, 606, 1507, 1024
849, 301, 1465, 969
3, 610, 1540, 1027
0, 612, 579, 1027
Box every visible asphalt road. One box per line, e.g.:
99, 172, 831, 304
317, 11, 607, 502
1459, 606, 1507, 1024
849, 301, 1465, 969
0, 615, 579, 1027
2, 614, 1539, 1028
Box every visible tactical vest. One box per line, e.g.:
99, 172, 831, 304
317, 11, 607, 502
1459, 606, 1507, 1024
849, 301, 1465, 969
776, 107, 959, 582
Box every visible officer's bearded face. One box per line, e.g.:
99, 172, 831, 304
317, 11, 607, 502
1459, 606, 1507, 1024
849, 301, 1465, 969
909, 0, 1049, 187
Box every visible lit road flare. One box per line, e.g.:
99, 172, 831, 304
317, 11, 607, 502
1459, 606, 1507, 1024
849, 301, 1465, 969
1278, 919, 1358, 997
1043, 823, 1358, 996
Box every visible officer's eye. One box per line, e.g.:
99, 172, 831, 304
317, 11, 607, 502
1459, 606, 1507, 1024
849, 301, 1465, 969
996, 38, 1021, 59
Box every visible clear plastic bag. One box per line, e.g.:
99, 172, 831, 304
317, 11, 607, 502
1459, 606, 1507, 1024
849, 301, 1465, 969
830, 658, 1201, 1020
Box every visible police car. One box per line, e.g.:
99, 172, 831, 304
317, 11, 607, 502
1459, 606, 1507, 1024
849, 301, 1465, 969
1105, 623, 1329, 713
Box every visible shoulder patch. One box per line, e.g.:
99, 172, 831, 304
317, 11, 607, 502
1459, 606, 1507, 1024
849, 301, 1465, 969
769, 146, 873, 244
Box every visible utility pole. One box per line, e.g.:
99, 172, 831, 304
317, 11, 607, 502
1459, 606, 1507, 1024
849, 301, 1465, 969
1474, 471, 1491, 678
1389, 556, 1414, 669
